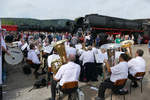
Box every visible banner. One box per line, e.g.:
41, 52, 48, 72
0, 19, 2, 84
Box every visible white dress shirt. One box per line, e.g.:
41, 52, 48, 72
27, 49, 41, 64
110, 62, 128, 82
18, 41, 23, 49
77, 49, 85, 56
95, 50, 108, 63
65, 41, 70, 48
75, 44, 84, 56
115, 51, 124, 63
115, 51, 124, 59
92, 47, 98, 54
128, 56, 146, 76
85, 35, 90, 41
1, 36, 7, 49
79, 50, 94, 65
35, 46, 40, 55
66, 47, 77, 57
54, 62, 81, 86
47, 54, 60, 67
75, 44, 82, 50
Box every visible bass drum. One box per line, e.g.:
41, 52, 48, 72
4, 48, 24, 65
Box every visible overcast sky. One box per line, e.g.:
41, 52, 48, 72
0, 0, 150, 20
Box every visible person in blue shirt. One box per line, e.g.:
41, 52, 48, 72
96, 35, 100, 47
148, 40, 150, 54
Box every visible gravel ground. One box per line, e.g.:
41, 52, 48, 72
3, 44, 150, 100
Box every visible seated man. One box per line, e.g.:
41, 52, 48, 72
95, 53, 129, 100
27, 43, 41, 78
49, 54, 81, 100
128, 49, 146, 87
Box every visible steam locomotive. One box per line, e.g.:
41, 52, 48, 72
73, 14, 149, 44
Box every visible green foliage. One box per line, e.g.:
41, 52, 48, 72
0, 18, 73, 31
1, 18, 72, 27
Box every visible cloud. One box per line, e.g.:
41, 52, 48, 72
0, 0, 150, 19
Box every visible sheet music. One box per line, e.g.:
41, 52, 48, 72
43, 45, 53, 54
21, 43, 28, 51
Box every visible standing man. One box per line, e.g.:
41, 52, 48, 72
95, 35, 100, 47
115, 35, 121, 44
1, 29, 10, 82
79, 46, 97, 82
65, 43, 77, 58
71, 34, 78, 47
49, 54, 81, 100
95, 53, 129, 100
128, 49, 146, 87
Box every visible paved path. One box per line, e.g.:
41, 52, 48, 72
3, 44, 150, 100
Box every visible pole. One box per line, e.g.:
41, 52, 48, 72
0, 18, 3, 100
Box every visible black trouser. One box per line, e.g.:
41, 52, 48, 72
98, 78, 125, 98
1, 51, 5, 99
128, 74, 138, 85
51, 79, 57, 100
96, 63, 103, 76
98, 78, 114, 98
0, 85, 2, 100
31, 64, 40, 74
84, 62, 96, 81
79, 62, 84, 81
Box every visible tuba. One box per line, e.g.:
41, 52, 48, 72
121, 40, 134, 57
51, 39, 68, 75
101, 43, 121, 80
101, 43, 121, 67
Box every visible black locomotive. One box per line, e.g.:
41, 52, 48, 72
73, 14, 146, 44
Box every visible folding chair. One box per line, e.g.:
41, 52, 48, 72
110, 79, 127, 100
130, 72, 145, 94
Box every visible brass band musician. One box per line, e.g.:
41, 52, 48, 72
79, 46, 97, 82
95, 53, 129, 100
27, 43, 41, 78
128, 49, 146, 88
49, 54, 81, 100
47, 48, 60, 73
